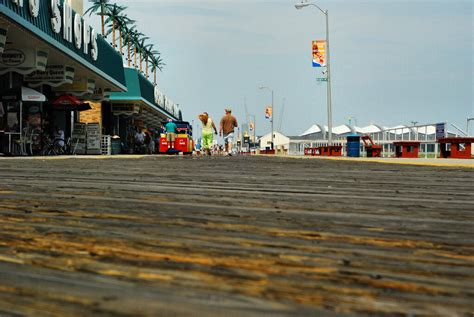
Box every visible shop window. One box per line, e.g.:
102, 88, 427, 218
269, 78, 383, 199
457, 143, 466, 152
6, 102, 21, 133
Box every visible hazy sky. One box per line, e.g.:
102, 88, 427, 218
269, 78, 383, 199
85, 0, 473, 136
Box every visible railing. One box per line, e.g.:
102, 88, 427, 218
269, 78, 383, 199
290, 123, 465, 158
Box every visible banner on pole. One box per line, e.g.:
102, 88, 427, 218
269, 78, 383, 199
249, 122, 254, 131
265, 106, 272, 119
436, 123, 446, 140
312, 40, 326, 67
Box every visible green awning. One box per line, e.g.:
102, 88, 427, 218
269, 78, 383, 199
109, 68, 176, 120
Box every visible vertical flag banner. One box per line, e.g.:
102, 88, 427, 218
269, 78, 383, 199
265, 106, 273, 119
249, 122, 254, 131
312, 40, 326, 67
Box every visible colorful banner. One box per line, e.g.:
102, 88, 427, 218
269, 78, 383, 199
265, 106, 272, 119
249, 122, 254, 131
312, 40, 326, 67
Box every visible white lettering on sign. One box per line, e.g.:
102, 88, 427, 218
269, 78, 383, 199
29, 0, 39, 17
12, 0, 100, 62
50, 0, 61, 34
83, 21, 90, 54
73, 13, 82, 49
90, 29, 98, 61
11, 0, 24, 7
63, 2, 72, 43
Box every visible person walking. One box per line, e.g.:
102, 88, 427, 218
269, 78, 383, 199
199, 112, 217, 155
134, 128, 145, 154
219, 107, 238, 155
165, 119, 177, 150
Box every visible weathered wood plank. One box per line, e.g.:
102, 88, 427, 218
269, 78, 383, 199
0, 156, 473, 316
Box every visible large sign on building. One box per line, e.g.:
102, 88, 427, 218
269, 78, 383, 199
0, 0, 126, 89
7, 0, 98, 60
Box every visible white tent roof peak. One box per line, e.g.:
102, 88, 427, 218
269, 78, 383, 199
299, 124, 323, 136
332, 124, 353, 135
356, 124, 383, 134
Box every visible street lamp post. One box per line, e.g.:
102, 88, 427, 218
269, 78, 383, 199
295, 1, 333, 145
467, 117, 474, 136
259, 86, 274, 150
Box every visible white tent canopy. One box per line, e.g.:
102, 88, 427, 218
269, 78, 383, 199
299, 124, 322, 136
302, 123, 458, 137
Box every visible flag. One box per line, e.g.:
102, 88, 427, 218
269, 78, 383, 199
249, 122, 254, 131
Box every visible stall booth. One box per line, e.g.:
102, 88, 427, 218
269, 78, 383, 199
159, 121, 193, 154
108, 68, 178, 154
362, 135, 382, 157
0, 86, 46, 155
0, 0, 127, 155
304, 145, 342, 157
394, 141, 420, 158
438, 138, 474, 159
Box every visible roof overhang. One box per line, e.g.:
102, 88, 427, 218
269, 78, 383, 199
109, 68, 177, 121
0, 2, 126, 92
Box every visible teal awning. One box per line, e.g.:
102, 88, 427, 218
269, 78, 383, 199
109, 68, 176, 120
0, 0, 126, 91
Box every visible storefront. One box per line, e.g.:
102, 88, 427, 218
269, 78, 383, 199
103, 67, 180, 154
0, 0, 126, 155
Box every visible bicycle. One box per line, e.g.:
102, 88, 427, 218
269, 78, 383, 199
42, 136, 68, 156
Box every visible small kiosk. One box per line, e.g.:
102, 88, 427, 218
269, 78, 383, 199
438, 138, 474, 159
159, 121, 193, 155
361, 135, 382, 158
394, 141, 420, 158
306, 145, 342, 157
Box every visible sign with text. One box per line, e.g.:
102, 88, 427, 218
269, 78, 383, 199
24, 65, 75, 87
312, 40, 326, 67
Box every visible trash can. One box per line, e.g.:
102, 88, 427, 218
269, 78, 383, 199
111, 137, 122, 155
346, 135, 361, 157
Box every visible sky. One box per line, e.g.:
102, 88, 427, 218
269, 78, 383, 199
85, 0, 473, 136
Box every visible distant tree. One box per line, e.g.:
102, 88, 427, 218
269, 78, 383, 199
149, 53, 165, 85
122, 25, 137, 67
131, 31, 146, 69
109, 12, 133, 55
104, 4, 127, 49
137, 37, 149, 73
84, 0, 113, 36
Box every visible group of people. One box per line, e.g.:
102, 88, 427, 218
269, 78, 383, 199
150, 107, 238, 155
134, 127, 154, 154
197, 107, 238, 156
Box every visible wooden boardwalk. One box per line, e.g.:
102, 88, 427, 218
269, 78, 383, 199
0, 156, 473, 316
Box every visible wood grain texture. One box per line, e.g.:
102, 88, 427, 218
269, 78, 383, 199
0, 156, 473, 316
